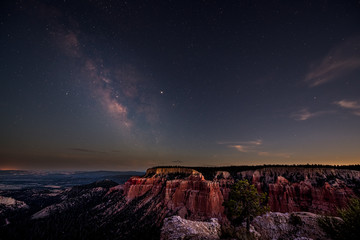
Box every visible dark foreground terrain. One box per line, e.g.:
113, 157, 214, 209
0, 165, 359, 240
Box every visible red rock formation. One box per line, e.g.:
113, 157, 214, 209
213, 171, 234, 200
122, 168, 225, 220
144, 167, 201, 177
124, 176, 165, 202
239, 168, 360, 214
165, 178, 224, 219
120, 167, 360, 222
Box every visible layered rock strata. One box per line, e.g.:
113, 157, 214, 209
239, 168, 360, 213
122, 167, 360, 218
123, 168, 225, 220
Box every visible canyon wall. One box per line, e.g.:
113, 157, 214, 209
122, 167, 360, 221
123, 168, 225, 220
239, 168, 360, 213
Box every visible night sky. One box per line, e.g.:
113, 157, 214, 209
1, 1, 360, 170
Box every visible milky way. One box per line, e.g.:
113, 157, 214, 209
1, 1, 360, 170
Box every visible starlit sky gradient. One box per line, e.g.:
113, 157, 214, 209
1, 1, 360, 170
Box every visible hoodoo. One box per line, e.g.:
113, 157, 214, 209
123, 166, 360, 218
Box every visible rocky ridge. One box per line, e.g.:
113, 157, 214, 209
160, 212, 330, 240
0, 196, 28, 210
250, 212, 330, 240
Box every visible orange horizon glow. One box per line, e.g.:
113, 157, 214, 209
0, 161, 359, 172
0, 167, 18, 170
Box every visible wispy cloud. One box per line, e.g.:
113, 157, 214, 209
258, 151, 291, 158
218, 139, 262, 146
334, 100, 360, 109
334, 99, 360, 116
229, 145, 251, 152
304, 37, 360, 87
291, 108, 335, 121
219, 139, 262, 153
353, 111, 360, 116
219, 140, 290, 158
69, 148, 105, 154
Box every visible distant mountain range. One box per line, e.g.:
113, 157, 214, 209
0, 170, 145, 190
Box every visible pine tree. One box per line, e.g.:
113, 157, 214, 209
223, 179, 269, 231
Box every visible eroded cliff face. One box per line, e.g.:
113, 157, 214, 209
122, 167, 360, 222
239, 168, 360, 214
123, 168, 225, 220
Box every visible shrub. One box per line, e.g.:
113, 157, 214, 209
318, 198, 360, 240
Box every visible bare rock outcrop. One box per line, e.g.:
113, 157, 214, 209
0, 196, 28, 212
0, 196, 28, 226
0, 195, 29, 226
250, 212, 330, 240
160, 212, 328, 240
160, 215, 221, 240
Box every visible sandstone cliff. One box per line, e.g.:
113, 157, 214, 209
239, 168, 360, 213
121, 166, 360, 221
123, 168, 225, 220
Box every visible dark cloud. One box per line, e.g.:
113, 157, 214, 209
172, 160, 183, 164
69, 148, 106, 154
